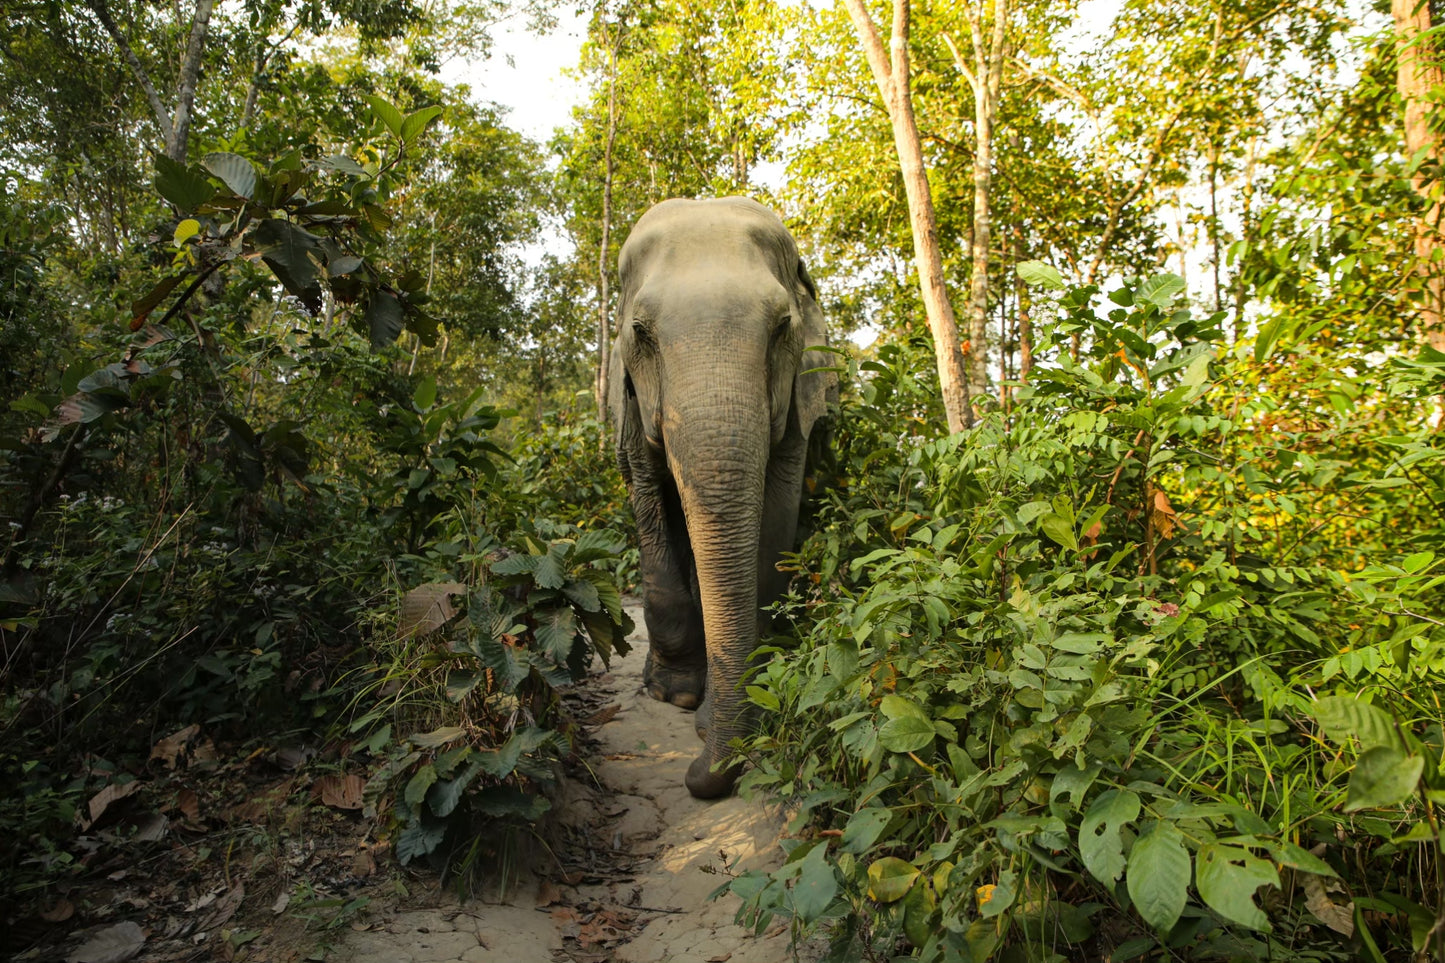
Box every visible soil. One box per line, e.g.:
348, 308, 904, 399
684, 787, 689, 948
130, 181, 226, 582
12, 600, 820, 963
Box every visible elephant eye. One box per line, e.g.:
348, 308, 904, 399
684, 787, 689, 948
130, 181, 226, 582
631, 319, 656, 349
770, 314, 793, 345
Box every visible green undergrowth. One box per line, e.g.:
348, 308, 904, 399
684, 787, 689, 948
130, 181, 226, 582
724, 274, 1445, 962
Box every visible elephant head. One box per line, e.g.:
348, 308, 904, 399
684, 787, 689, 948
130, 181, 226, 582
608, 197, 832, 799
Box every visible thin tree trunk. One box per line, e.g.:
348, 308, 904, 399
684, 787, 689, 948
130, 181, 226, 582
949, 0, 1008, 410
1014, 227, 1032, 380
843, 0, 972, 433
1232, 135, 1258, 343
1393, 0, 1445, 353
596, 18, 621, 425
1206, 137, 1222, 311
168, 0, 214, 161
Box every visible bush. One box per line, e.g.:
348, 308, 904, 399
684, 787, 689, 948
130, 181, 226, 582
725, 276, 1445, 962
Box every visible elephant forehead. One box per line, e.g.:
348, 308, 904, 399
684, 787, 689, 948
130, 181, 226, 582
633, 270, 791, 323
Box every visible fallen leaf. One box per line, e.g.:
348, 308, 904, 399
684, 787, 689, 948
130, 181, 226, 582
313, 774, 366, 810
534, 881, 562, 907
351, 849, 376, 877
1302, 872, 1354, 936
78, 780, 143, 830
273, 746, 313, 771
41, 898, 75, 923
397, 581, 467, 639
68, 921, 145, 963
271, 892, 291, 915
125, 812, 168, 842
707, 955, 732, 962
171, 788, 201, 826
149, 724, 200, 769
197, 884, 245, 931
586, 704, 621, 726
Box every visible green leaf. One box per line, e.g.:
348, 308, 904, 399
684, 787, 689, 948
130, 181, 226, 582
364, 94, 405, 136
1127, 821, 1190, 932
1254, 316, 1286, 363
1017, 260, 1065, 290
426, 757, 486, 818
572, 530, 626, 564
1040, 513, 1078, 551
253, 218, 322, 314
1313, 696, 1402, 750
1137, 273, 1186, 307
534, 542, 569, 590
534, 606, 578, 661
202, 151, 258, 199
1079, 789, 1140, 884
395, 815, 447, 865
1345, 746, 1424, 811
365, 290, 405, 346
841, 806, 893, 854
561, 577, 600, 613
879, 694, 929, 721
1195, 842, 1277, 932
792, 842, 837, 923
878, 716, 936, 753
400, 105, 446, 143
404, 763, 438, 808
867, 857, 919, 903
130, 275, 184, 325
154, 154, 215, 212
413, 377, 437, 411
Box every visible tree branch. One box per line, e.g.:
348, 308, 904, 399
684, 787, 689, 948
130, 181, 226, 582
86, 0, 175, 147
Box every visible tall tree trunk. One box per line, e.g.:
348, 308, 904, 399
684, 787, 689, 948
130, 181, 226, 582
595, 16, 622, 425
843, 0, 972, 433
949, 0, 1008, 411
1394, 0, 1445, 352
168, 0, 214, 161
1014, 227, 1032, 380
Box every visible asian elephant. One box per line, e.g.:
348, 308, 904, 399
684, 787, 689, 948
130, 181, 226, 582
608, 197, 834, 799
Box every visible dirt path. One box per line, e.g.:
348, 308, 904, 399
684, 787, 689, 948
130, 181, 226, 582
341, 600, 816, 963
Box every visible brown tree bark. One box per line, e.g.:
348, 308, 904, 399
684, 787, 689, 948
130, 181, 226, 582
843, 0, 972, 433
1393, 0, 1445, 353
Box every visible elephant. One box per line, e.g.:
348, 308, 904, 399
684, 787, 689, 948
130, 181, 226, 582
608, 197, 834, 799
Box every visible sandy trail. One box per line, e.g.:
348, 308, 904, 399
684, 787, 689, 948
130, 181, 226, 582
342, 600, 813, 963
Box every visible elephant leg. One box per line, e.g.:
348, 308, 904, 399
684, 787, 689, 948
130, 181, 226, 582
630, 453, 707, 710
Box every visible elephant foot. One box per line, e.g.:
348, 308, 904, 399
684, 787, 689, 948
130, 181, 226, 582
643, 648, 706, 710
685, 752, 742, 799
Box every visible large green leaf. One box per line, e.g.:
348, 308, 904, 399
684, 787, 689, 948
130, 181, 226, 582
1137, 273, 1186, 307
572, 529, 627, 564
1313, 696, 1402, 750
878, 716, 936, 753
1127, 821, 1190, 932
395, 814, 448, 865
400, 105, 446, 143
840, 806, 893, 854
867, 857, 919, 903
202, 151, 257, 199
154, 154, 215, 212
363, 94, 405, 136
534, 606, 579, 661
1079, 789, 1140, 884
1195, 842, 1278, 932
1016, 260, 1066, 290
364, 290, 404, 346
792, 842, 837, 923
533, 542, 569, 590
253, 218, 322, 314
1345, 746, 1424, 811
404, 763, 437, 807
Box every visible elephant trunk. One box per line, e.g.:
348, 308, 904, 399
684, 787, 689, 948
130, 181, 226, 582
663, 381, 769, 799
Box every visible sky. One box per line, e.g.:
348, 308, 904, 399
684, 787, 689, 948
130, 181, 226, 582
441, 9, 590, 146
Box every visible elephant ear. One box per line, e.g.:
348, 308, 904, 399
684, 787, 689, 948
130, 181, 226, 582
793, 259, 836, 441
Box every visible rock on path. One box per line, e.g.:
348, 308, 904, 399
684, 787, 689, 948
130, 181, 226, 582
342, 600, 816, 963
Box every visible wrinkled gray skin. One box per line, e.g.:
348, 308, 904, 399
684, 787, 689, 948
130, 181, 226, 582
608, 197, 833, 799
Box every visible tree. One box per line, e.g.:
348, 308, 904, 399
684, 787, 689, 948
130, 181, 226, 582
842, 0, 972, 433
1393, 0, 1445, 352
